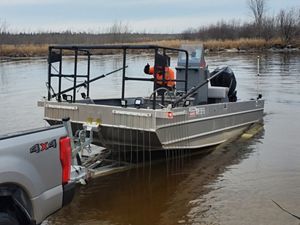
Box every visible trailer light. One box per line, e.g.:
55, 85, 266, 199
60, 137, 72, 185
167, 112, 174, 119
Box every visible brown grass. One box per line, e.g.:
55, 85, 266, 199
203, 38, 282, 50
147, 38, 285, 50
0, 44, 48, 57
0, 38, 295, 58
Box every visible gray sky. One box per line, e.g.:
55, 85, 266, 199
0, 0, 299, 33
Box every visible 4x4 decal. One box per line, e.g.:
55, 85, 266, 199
30, 139, 57, 153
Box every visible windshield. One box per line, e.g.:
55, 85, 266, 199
178, 45, 203, 66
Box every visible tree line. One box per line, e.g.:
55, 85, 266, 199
182, 0, 300, 46
0, 0, 299, 47
0, 31, 178, 45
0, 20, 178, 45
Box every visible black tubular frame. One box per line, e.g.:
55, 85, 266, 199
47, 45, 189, 109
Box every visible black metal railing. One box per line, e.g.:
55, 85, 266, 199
47, 45, 189, 109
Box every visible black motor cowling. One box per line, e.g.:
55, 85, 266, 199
210, 66, 237, 102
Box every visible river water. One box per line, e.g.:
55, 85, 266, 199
0, 52, 300, 225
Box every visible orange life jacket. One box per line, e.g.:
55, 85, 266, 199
148, 66, 175, 87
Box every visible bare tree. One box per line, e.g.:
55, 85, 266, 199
108, 21, 131, 34
181, 28, 197, 40
261, 16, 276, 41
0, 19, 8, 51
0, 19, 8, 34
107, 21, 132, 43
297, 8, 300, 38
277, 8, 298, 45
247, 0, 267, 37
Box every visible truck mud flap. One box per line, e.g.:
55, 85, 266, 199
62, 182, 76, 207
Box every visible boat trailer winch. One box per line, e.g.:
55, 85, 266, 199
62, 118, 132, 184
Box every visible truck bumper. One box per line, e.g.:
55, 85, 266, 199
62, 182, 76, 207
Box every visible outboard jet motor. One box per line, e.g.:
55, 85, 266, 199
210, 66, 237, 102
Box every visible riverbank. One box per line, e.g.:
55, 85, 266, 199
0, 38, 299, 58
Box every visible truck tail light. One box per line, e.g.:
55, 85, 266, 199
60, 137, 72, 185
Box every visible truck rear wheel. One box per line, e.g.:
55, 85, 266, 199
0, 212, 20, 225
0, 194, 33, 225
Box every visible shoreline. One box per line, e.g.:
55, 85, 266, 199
0, 39, 299, 58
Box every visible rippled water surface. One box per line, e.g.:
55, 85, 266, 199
1, 52, 300, 225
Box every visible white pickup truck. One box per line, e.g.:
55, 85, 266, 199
0, 119, 76, 225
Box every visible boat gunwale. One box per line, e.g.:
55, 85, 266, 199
157, 106, 264, 129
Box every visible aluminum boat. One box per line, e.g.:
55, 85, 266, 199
38, 44, 264, 151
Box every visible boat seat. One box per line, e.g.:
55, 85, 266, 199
208, 82, 229, 99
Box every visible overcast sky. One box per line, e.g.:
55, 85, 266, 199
0, 0, 299, 33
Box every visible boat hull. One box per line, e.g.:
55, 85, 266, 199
40, 99, 264, 151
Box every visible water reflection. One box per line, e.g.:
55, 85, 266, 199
262, 53, 300, 76
45, 129, 264, 225
1, 53, 300, 225
0, 59, 47, 134
0, 65, 8, 90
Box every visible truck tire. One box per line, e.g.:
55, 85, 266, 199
0, 212, 20, 225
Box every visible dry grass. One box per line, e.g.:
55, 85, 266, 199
0, 38, 295, 58
148, 38, 286, 50
0, 44, 48, 57
138, 39, 207, 49
203, 38, 283, 50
